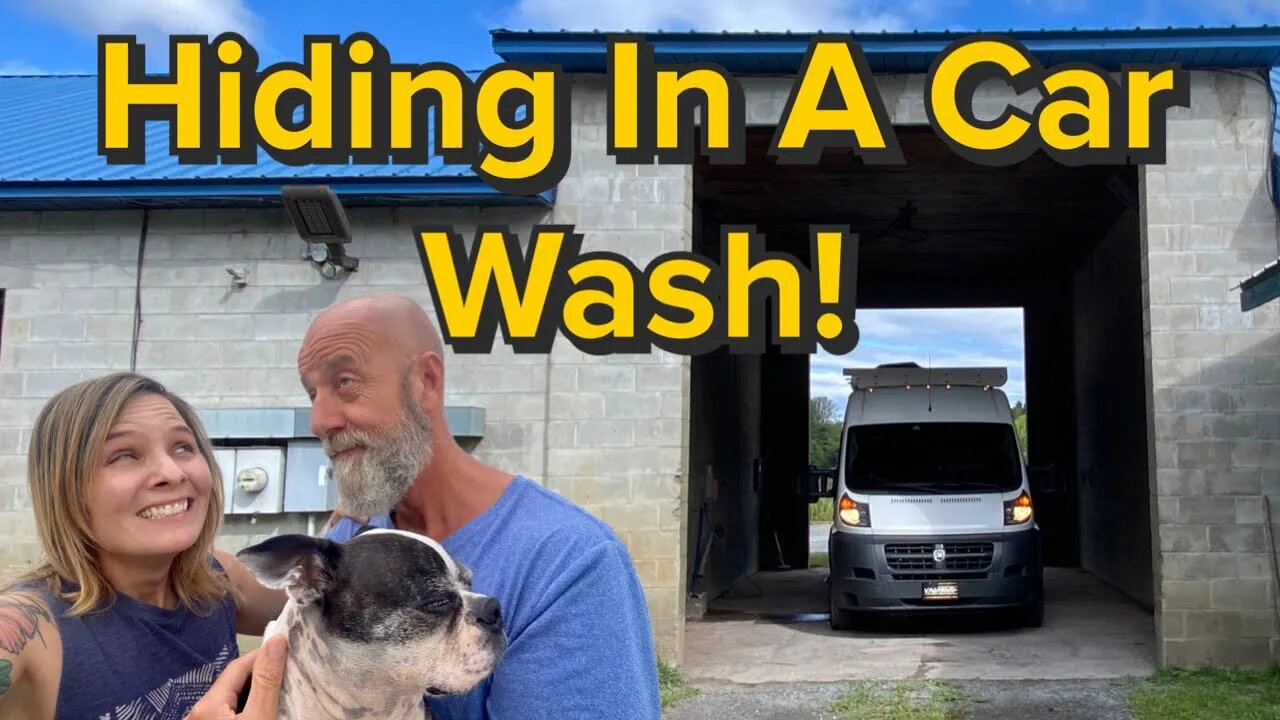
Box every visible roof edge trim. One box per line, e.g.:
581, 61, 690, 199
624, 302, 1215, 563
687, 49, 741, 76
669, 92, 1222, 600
491, 25, 1280, 72
0, 177, 554, 206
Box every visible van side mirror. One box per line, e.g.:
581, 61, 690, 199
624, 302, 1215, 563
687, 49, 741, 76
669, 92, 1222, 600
800, 466, 837, 503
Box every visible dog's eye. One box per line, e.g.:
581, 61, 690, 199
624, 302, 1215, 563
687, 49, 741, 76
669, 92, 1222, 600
423, 597, 454, 613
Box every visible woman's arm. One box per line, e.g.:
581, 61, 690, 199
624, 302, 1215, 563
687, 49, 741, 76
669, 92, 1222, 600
213, 549, 288, 637
0, 590, 60, 720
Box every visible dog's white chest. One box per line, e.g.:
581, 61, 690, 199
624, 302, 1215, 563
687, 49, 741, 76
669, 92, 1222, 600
268, 603, 431, 720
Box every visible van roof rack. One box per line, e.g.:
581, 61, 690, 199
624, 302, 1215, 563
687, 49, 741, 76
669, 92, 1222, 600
843, 366, 1008, 390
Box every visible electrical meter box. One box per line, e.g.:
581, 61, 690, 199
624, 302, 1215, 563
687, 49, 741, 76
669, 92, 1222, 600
214, 446, 286, 515
213, 448, 237, 509
283, 440, 338, 512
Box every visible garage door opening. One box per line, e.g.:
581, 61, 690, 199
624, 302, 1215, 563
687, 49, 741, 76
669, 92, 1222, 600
681, 124, 1155, 683
807, 307, 1030, 558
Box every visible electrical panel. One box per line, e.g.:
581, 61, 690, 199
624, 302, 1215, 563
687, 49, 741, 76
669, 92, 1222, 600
200, 404, 487, 518
213, 448, 237, 511
283, 440, 338, 512
225, 447, 286, 515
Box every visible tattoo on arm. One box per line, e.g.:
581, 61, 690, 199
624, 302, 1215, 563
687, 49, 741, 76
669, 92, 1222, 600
0, 596, 52, 655
0, 597, 51, 698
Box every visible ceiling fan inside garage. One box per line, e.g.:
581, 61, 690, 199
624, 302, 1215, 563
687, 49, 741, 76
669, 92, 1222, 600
863, 199, 929, 244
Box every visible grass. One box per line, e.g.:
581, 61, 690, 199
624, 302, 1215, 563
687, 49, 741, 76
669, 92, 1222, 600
1128, 665, 1280, 720
810, 497, 834, 522
658, 660, 698, 708
830, 680, 969, 720
654, 660, 1280, 717
810, 551, 829, 567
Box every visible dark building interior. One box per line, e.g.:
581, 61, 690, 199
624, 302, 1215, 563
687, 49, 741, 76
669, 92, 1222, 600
685, 125, 1154, 613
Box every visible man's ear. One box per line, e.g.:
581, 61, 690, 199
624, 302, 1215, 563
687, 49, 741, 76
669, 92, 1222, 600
236, 534, 342, 606
414, 351, 445, 412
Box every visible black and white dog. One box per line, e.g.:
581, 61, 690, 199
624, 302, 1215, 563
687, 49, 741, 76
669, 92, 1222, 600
235, 527, 507, 720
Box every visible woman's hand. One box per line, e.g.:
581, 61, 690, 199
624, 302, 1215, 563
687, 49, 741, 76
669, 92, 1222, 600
183, 635, 287, 719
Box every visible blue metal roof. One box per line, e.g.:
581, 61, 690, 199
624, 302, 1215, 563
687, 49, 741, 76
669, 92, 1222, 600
0, 74, 549, 210
491, 25, 1280, 74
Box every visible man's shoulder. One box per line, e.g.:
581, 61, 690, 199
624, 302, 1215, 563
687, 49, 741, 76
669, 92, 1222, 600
500, 476, 626, 551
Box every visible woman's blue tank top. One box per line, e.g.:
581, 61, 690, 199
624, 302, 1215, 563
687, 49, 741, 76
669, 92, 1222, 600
24, 559, 239, 720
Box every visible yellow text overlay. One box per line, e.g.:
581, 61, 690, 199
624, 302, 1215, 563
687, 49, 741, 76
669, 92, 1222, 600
413, 225, 862, 355
97, 33, 1190, 198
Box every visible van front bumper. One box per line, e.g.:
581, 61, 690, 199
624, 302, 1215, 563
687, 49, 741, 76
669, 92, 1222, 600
828, 527, 1042, 613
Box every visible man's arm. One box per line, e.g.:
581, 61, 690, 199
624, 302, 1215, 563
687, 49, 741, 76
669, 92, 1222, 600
213, 549, 288, 636
481, 539, 661, 720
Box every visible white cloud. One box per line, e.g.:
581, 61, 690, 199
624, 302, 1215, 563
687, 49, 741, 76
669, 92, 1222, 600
1018, 0, 1077, 13
25, 0, 260, 47
1140, 0, 1280, 26
809, 308, 1027, 408
0, 61, 51, 75
506, 0, 912, 32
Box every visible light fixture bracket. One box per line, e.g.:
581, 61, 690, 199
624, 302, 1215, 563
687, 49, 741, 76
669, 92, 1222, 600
282, 185, 359, 277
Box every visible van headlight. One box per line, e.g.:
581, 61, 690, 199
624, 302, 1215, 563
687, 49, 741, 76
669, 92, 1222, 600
838, 493, 870, 527
1004, 490, 1033, 525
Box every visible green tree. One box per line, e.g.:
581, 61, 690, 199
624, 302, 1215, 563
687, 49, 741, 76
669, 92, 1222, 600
1011, 401, 1028, 459
809, 396, 842, 469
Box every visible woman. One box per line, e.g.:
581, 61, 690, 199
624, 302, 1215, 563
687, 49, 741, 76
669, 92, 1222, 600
0, 372, 286, 720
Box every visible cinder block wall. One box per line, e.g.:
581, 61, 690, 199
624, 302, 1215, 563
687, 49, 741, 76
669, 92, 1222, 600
1073, 207, 1154, 608
544, 76, 694, 661
1141, 71, 1280, 668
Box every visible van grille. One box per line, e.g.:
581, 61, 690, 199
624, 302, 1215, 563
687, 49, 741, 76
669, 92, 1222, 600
883, 542, 994, 571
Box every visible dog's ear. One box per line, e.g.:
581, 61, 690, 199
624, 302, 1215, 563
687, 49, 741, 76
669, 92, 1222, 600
236, 534, 342, 606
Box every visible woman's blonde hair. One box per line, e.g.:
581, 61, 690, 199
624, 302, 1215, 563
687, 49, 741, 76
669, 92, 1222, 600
10, 372, 231, 616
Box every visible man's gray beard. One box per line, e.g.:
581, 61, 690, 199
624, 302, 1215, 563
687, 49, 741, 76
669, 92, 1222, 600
326, 398, 433, 518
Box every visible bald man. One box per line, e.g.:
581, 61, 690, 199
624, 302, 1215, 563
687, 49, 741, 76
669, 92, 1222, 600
297, 292, 662, 720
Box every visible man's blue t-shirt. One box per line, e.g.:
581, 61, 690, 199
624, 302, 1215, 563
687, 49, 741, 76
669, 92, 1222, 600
325, 475, 662, 720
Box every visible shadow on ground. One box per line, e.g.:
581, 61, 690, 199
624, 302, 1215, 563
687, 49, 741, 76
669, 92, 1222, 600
683, 566, 1155, 684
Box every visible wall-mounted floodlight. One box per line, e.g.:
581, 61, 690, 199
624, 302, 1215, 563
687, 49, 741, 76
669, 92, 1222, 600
282, 185, 359, 275
1237, 256, 1280, 312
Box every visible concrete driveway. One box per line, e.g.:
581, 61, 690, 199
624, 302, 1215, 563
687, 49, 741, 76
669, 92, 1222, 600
683, 566, 1155, 685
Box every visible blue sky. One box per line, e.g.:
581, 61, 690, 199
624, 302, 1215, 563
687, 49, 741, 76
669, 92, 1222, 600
0, 0, 1269, 409
0, 0, 1271, 74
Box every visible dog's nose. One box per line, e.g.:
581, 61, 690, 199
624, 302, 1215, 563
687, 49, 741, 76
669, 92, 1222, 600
475, 597, 502, 629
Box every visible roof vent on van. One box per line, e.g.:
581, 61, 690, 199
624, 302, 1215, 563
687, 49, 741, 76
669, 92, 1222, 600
843, 365, 1009, 390
876, 362, 921, 369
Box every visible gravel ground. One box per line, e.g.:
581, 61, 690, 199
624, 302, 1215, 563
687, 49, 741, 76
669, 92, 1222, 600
664, 679, 1139, 719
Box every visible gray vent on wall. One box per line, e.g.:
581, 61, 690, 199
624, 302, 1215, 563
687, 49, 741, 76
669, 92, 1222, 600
197, 406, 486, 441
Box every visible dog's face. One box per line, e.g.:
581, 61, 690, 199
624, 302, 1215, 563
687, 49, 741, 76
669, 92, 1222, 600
236, 528, 506, 697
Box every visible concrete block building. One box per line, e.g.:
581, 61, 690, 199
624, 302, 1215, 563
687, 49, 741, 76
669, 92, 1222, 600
3, 25, 1280, 670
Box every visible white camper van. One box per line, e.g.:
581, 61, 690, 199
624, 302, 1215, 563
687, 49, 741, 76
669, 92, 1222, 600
827, 362, 1044, 630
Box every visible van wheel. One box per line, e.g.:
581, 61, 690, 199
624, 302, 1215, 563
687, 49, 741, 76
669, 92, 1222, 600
829, 593, 857, 631
1022, 593, 1044, 628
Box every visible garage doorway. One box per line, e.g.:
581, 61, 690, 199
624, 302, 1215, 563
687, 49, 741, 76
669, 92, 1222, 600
682, 125, 1156, 682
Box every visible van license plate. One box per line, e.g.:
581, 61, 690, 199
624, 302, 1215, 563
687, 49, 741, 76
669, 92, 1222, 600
923, 582, 959, 600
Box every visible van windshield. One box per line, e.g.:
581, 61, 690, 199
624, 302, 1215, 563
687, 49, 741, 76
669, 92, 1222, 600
844, 422, 1023, 493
